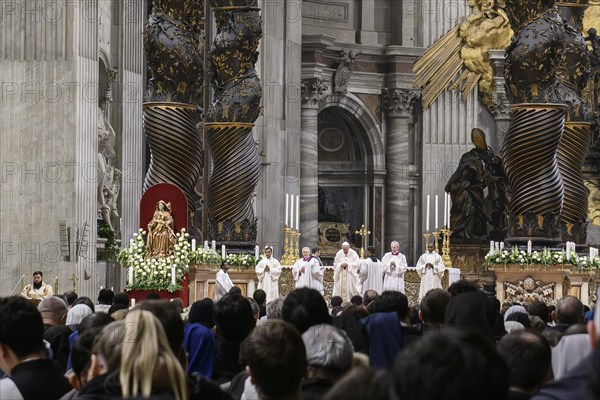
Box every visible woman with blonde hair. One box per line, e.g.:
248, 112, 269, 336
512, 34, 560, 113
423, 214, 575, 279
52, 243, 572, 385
120, 310, 187, 400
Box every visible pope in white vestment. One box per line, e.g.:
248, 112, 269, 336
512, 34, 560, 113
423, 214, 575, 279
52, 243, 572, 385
416, 243, 445, 300
381, 241, 408, 293
292, 247, 324, 294
215, 264, 235, 302
333, 242, 361, 301
358, 246, 384, 295
255, 246, 282, 302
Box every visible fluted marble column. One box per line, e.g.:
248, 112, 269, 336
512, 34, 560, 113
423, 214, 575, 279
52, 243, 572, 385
300, 78, 329, 248
383, 88, 420, 257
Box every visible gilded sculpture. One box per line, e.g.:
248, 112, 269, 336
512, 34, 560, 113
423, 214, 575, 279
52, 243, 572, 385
146, 200, 177, 257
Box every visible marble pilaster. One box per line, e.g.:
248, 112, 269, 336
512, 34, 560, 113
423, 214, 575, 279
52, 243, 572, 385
300, 78, 329, 249
382, 88, 420, 260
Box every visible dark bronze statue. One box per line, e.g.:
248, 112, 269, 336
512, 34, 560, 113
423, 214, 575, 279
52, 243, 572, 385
207, 0, 262, 122
143, 0, 204, 104
445, 129, 508, 242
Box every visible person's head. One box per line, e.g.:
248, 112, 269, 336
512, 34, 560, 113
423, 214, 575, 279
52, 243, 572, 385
242, 320, 307, 399
324, 366, 389, 400
214, 293, 255, 342
363, 290, 378, 307
302, 247, 311, 258
67, 304, 94, 326
32, 271, 43, 288
390, 241, 399, 253
248, 297, 260, 320
371, 291, 409, 321
341, 242, 350, 254
554, 296, 584, 326
157, 200, 167, 211
229, 286, 242, 295
253, 289, 267, 306
0, 296, 45, 374
53, 294, 68, 305
497, 330, 552, 395
524, 300, 549, 324
72, 296, 95, 313
351, 295, 363, 307
63, 290, 78, 306
302, 324, 353, 380
97, 288, 114, 305
427, 243, 434, 253
264, 246, 273, 259
145, 292, 161, 300
393, 332, 509, 400
282, 288, 332, 333
108, 303, 127, 316
447, 279, 479, 296
188, 298, 215, 329
444, 292, 493, 339
38, 296, 68, 325
330, 296, 343, 308
119, 311, 187, 400
367, 246, 376, 257
266, 298, 284, 320
312, 247, 321, 257
420, 289, 451, 325
220, 260, 231, 272
113, 292, 129, 307
139, 300, 185, 359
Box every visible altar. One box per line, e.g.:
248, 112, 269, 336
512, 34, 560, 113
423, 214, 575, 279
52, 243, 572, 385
187, 263, 462, 306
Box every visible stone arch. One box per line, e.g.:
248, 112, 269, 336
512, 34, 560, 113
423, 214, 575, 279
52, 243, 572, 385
319, 93, 385, 172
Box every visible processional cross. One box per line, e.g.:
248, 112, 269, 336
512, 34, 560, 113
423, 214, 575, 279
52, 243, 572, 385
355, 224, 371, 259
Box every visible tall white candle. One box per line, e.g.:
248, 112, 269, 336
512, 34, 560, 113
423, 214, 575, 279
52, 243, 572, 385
490, 241, 494, 254
290, 194, 295, 229
204, 240, 208, 250
222, 245, 226, 259
131, 298, 136, 308
435, 195, 439, 229
192, 239, 196, 252
566, 242, 571, 260
527, 240, 532, 255
212, 240, 216, 252
500, 242, 504, 250
590, 246, 594, 260
447, 195, 451, 229
255, 245, 259, 259
171, 266, 176, 286
285, 193, 289, 227
443, 193, 447, 227
426, 195, 430, 231
296, 195, 300, 231
128, 267, 133, 284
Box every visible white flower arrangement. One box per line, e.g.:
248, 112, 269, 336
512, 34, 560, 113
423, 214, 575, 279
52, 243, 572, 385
484, 245, 600, 270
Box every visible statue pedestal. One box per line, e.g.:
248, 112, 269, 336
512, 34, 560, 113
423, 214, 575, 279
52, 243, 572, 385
488, 264, 597, 305
449, 243, 489, 274
127, 275, 189, 307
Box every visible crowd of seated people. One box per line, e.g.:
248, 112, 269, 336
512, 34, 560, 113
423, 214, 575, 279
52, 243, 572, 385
1, 281, 599, 400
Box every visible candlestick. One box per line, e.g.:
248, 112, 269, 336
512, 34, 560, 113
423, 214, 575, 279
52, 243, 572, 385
255, 245, 259, 259
296, 195, 300, 231
426, 195, 430, 232
171, 266, 176, 286
212, 240, 216, 252
128, 267, 133, 284
222, 245, 226, 259
285, 193, 289, 227
435, 195, 438, 229
290, 194, 294, 229
192, 239, 196, 252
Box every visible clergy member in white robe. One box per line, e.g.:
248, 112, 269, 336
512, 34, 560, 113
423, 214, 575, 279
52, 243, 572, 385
416, 243, 445, 300
382, 241, 408, 293
358, 246, 384, 295
215, 262, 235, 302
293, 247, 324, 294
333, 242, 361, 301
255, 245, 282, 302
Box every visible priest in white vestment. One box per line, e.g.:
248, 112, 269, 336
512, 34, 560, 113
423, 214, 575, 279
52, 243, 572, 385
255, 245, 282, 302
215, 262, 235, 302
333, 242, 361, 301
382, 241, 408, 293
293, 247, 324, 294
358, 246, 384, 295
416, 243, 445, 300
